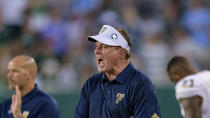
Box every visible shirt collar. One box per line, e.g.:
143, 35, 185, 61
22, 84, 39, 104
102, 62, 134, 84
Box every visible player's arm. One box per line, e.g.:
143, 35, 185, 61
179, 96, 202, 118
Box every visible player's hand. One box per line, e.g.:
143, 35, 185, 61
11, 85, 24, 118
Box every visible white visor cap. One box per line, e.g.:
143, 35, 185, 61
88, 25, 130, 52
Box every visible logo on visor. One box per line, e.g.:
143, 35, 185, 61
111, 33, 118, 40
100, 27, 107, 34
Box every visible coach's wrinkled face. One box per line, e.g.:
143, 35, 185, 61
94, 42, 120, 73
7, 60, 29, 90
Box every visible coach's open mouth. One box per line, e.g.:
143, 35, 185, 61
98, 59, 103, 65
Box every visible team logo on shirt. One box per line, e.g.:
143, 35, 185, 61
151, 113, 160, 118
23, 111, 30, 118
115, 93, 125, 104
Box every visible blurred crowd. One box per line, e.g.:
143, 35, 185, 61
0, 0, 210, 93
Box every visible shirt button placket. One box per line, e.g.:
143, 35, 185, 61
106, 82, 111, 98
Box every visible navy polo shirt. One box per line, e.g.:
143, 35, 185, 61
74, 63, 161, 118
0, 84, 61, 118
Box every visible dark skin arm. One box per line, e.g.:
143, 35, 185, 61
179, 96, 202, 118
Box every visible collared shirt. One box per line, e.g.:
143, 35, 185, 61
74, 63, 161, 118
0, 84, 61, 118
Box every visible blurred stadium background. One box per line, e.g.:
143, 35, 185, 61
0, 0, 210, 117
